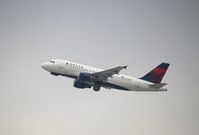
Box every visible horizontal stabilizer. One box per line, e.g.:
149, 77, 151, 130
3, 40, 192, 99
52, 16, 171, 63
149, 83, 167, 88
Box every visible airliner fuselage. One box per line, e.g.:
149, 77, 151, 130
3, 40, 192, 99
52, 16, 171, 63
41, 59, 169, 92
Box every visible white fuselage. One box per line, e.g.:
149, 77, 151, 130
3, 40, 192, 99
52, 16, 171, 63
41, 59, 167, 91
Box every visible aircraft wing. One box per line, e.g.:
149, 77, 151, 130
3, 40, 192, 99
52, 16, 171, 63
91, 65, 127, 81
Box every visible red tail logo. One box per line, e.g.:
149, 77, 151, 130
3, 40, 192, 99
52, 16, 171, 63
140, 63, 170, 84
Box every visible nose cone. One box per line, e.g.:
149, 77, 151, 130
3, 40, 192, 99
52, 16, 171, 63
41, 62, 48, 70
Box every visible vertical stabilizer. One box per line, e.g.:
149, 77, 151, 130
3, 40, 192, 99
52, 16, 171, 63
140, 63, 170, 84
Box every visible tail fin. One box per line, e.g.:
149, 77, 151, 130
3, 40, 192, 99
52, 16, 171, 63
140, 63, 170, 84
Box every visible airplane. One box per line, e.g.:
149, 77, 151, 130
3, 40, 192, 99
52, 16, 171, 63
41, 59, 170, 92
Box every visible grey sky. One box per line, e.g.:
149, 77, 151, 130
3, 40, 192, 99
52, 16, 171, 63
0, 0, 199, 135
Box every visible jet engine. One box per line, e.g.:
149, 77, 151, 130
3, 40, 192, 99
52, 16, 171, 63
73, 80, 91, 89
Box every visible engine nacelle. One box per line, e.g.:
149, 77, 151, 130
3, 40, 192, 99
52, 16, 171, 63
78, 72, 92, 81
73, 80, 91, 89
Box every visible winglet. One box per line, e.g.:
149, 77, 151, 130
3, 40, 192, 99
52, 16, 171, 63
123, 65, 128, 69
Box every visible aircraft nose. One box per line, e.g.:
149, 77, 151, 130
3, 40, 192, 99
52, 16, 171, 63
41, 62, 48, 70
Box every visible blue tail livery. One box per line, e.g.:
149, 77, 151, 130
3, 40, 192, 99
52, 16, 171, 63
140, 63, 170, 84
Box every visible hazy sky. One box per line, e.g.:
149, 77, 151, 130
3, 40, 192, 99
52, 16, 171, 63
0, 0, 199, 135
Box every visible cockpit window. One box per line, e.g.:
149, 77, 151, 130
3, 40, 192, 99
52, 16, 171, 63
49, 60, 55, 63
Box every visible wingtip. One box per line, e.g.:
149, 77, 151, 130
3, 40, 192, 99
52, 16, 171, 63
123, 65, 127, 69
